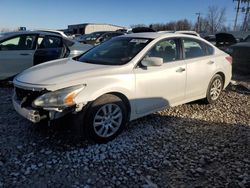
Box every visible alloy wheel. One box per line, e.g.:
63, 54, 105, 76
210, 78, 222, 101
93, 103, 123, 138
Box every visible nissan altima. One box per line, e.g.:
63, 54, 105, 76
12, 32, 232, 143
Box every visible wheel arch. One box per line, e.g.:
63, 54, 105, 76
107, 92, 131, 121
215, 71, 225, 88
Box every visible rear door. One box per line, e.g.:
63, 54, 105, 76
34, 35, 63, 65
182, 37, 216, 100
0, 34, 37, 80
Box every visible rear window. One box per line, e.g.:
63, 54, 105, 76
182, 38, 214, 59
63, 38, 75, 47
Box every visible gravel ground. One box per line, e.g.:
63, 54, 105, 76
0, 77, 249, 188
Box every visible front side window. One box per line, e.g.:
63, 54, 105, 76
0, 35, 36, 50
78, 37, 152, 65
183, 38, 212, 59
145, 38, 179, 62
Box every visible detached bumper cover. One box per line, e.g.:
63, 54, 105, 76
12, 96, 46, 123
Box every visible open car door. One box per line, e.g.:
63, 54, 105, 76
34, 35, 65, 65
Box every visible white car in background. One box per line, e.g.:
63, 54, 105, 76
0, 31, 93, 80
13, 32, 232, 143
34, 29, 70, 38
175, 30, 200, 37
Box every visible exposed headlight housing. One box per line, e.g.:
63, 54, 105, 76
33, 85, 85, 108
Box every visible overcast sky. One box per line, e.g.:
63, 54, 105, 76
0, 0, 245, 30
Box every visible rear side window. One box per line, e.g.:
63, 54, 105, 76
182, 38, 213, 59
37, 35, 62, 49
0, 34, 36, 50
63, 38, 74, 47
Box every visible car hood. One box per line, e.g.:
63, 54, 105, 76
231, 42, 250, 48
215, 33, 237, 46
69, 42, 93, 57
15, 58, 114, 87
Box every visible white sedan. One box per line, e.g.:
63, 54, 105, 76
13, 32, 232, 143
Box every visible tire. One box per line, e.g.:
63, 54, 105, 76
205, 74, 224, 104
84, 94, 127, 143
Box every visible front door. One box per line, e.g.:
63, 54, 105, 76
0, 34, 36, 80
134, 38, 186, 114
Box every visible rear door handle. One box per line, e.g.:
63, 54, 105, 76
176, 67, 186, 73
207, 61, 214, 65
20, 53, 31, 56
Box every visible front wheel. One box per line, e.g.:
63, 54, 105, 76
205, 74, 224, 104
84, 94, 127, 143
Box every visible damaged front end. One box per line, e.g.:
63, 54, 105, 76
12, 85, 86, 123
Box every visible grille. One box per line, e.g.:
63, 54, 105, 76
15, 87, 47, 108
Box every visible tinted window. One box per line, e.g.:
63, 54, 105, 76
101, 33, 122, 42
244, 36, 250, 42
37, 36, 62, 49
183, 38, 211, 59
78, 37, 152, 65
63, 38, 74, 47
0, 35, 36, 50
85, 32, 106, 41
146, 39, 179, 62
110, 33, 123, 37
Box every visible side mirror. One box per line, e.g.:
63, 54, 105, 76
141, 57, 163, 67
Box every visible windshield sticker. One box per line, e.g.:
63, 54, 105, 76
130, 39, 148, 43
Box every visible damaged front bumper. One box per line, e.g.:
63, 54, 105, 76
12, 95, 74, 123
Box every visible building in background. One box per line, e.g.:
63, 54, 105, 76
66, 23, 126, 35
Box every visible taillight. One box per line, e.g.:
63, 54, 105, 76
225, 56, 232, 64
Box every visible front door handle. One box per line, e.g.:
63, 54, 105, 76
207, 61, 214, 65
176, 67, 185, 73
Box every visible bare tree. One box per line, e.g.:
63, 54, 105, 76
148, 19, 193, 31
195, 17, 210, 33
206, 6, 226, 33
176, 19, 192, 30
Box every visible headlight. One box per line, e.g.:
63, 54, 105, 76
33, 85, 85, 108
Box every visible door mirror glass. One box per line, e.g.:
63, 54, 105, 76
141, 57, 163, 67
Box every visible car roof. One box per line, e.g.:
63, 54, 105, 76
33, 29, 68, 37
0, 31, 62, 40
120, 32, 172, 39
175, 30, 200, 35
120, 32, 200, 39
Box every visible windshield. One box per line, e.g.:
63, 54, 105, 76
78, 37, 152, 65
